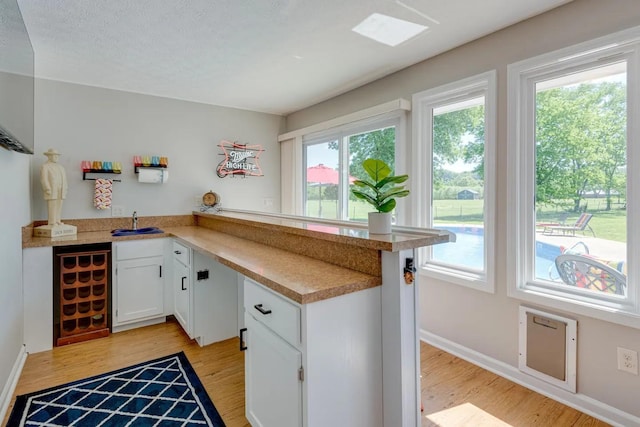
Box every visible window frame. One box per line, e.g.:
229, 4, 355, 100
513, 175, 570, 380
301, 111, 408, 222
412, 70, 497, 293
507, 26, 640, 328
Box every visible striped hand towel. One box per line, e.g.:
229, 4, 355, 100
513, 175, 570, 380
94, 178, 113, 210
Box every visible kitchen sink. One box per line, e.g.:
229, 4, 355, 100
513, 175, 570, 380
111, 226, 164, 236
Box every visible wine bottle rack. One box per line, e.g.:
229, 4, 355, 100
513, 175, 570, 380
56, 250, 110, 346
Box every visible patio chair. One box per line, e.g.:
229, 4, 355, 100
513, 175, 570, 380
542, 213, 595, 237
547, 241, 590, 281
555, 253, 626, 295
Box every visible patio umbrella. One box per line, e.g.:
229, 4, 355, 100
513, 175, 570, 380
306, 164, 354, 217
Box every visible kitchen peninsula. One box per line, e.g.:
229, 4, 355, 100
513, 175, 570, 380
21, 209, 450, 427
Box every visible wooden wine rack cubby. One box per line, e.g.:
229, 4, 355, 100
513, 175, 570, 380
56, 249, 110, 346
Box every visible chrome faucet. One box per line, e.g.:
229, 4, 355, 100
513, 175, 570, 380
132, 211, 138, 230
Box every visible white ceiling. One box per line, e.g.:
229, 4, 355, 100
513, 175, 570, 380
16, 0, 572, 115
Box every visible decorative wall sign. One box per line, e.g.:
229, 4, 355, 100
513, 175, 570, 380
216, 140, 264, 178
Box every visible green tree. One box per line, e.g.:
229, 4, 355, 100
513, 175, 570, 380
327, 127, 396, 182
433, 106, 484, 188
591, 82, 626, 210
349, 127, 396, 179
331, 108, 486, 198
451, 171, 482, 188
323, 184, 338, 200
535, 81, 626, 212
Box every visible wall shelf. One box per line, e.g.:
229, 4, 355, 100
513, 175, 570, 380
82, 170, 122, 182
133, 155, 168, 173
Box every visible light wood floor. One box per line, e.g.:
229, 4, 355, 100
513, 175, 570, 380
5, 320, 609, 427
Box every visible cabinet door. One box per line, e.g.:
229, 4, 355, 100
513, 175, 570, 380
115, 256, 164, 323
23, 247, 54, 353
173, 259, 191, 336
193, 252, 238, 346
245, 314, 302, 427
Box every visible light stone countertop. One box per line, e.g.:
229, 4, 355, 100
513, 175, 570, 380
23, 225, 380, 304
22, 214, 194, 248
204, 209, 452, 252
22, 210, 451, 304
167, 226, 381, 304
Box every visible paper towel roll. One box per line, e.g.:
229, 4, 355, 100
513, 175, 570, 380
138, 168, 168, 183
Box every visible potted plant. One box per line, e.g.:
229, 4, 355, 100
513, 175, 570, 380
351, 158, 409, 234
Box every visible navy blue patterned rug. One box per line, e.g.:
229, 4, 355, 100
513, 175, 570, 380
8, 352, 226, 426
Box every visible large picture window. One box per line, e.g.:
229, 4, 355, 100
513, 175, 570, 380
507, 27, 640, 327
303, 115, 402, 221
412, 71, 496, 291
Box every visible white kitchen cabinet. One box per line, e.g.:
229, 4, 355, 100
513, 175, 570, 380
244, 277, 302, 427
171, 240, 238, 344
243, 277, 383, 427
192, 250, 238, 346
172, 241, 192, 336
112, 239, 166, 330
244, 314, 302, 427
23, 246, 53, 353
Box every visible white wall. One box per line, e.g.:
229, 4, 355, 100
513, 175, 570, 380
285, 0, 640, 421
0, 71, 34, 154
32, 79, 284, 221
0, 149, 30, 404
1, 78, 283, 398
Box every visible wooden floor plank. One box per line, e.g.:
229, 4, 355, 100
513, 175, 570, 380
5, 320, 250, 427
421, 344, 610, 427
5, 320, 609, 427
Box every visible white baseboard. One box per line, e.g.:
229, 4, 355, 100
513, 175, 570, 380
0, 344, 27, 423
112, 316, 166, 333
420, 330, 640, 427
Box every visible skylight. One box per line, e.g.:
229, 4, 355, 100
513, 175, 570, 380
352, 13, 427, 47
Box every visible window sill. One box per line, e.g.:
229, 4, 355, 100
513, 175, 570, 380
420, 264, 494, 294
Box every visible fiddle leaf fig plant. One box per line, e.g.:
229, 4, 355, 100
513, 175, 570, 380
351, 158, 409, 213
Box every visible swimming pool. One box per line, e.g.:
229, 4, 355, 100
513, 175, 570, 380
433, 226, 561, 279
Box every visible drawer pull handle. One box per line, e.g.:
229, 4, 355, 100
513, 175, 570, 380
254, 304, 272, 315
181, 276, 187, 290
174, 250, 182, 255
239, 328, 247, 351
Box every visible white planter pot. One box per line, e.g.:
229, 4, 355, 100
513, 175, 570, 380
368, 212, 392, 234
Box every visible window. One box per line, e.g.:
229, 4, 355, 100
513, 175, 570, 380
508, 27, 640, 327
412, 71, 496, 291
303, 114, 404, 221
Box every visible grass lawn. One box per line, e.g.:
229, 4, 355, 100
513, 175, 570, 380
435, 199, 626, 243
305, 200, 372, 221
536, 205, 626, 243
306, 198, 627, 243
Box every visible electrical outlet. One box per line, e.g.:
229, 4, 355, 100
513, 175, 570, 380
617, 347, 638, 375
111, 205, 125, 217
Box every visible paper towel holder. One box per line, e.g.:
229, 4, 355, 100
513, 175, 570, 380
133, 156, 169, 183
137, 167, 169, 184
134, 165, 167, 174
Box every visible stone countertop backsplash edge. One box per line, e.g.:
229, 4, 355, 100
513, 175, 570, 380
22, 214, 195, 248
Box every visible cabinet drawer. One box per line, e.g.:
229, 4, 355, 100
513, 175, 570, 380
116, 239, 165, 260
172, 241, 190, 266
244, 278, 300, 347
